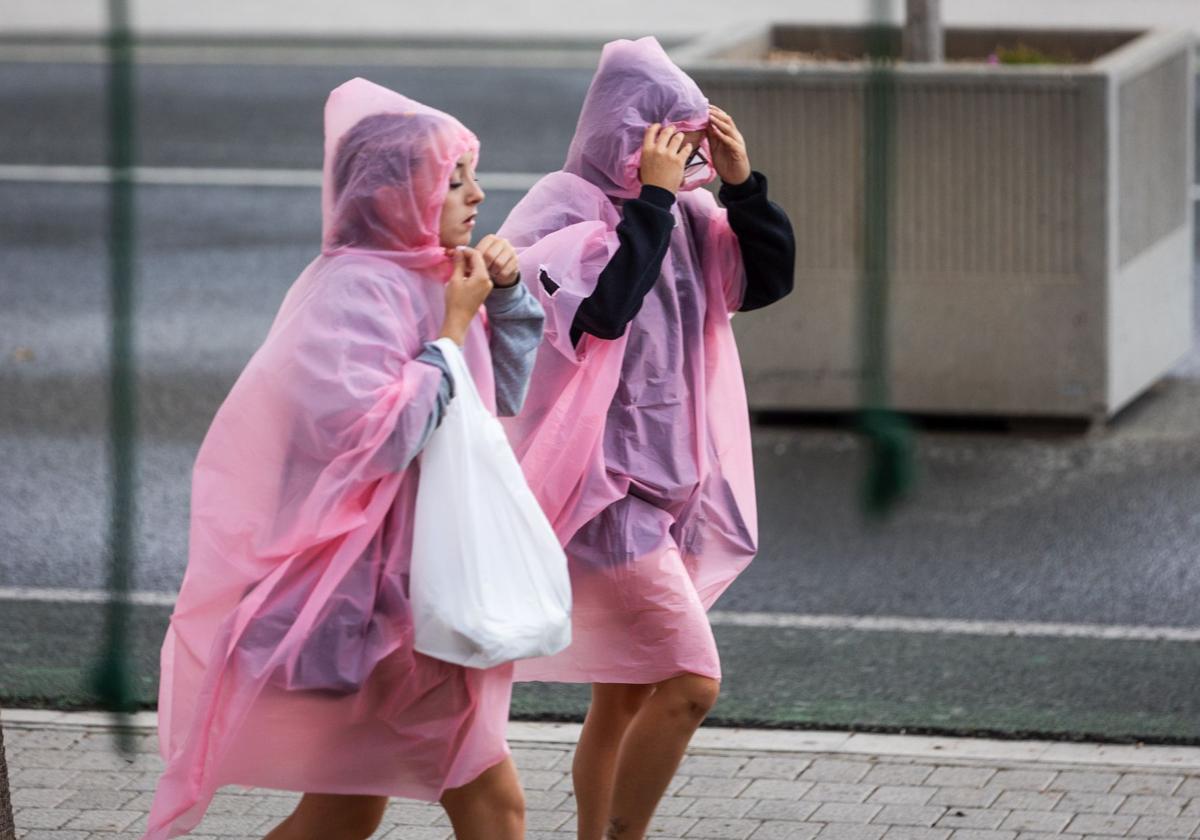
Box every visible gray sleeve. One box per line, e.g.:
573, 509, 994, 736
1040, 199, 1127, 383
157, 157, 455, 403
396, 343, 454, 469
485, 278, 546, 417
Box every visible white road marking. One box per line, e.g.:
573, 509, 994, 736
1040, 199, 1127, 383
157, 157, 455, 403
0, 43, 601, 68
707, 610, 1200, 642
3, 586, 1198, 642
0, 587, 177, 607
5, 710, 1200, 768
4, 168, 1192, 199
0, 164, 544, 191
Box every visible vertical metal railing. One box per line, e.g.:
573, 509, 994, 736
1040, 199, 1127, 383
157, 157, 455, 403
0, 716, 14, 840
91, 0, 139, 754
859, 0, 915, 516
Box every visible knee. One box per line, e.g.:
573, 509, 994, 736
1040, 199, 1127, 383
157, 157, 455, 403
479, 775, 526, 822
658, 674, 720, 723
590, 683, 655, 724
284, 794, 386, 840
336, 803, 387, 840
500, 782, 528, 820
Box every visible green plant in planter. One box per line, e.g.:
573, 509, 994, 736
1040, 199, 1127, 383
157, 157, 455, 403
992, 43, 1076, 65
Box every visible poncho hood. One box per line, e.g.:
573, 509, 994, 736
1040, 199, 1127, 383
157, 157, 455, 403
322, 77, 479, 271
563, 36, 715, 199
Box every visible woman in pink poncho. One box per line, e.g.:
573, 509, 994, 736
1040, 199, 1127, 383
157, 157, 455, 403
141, 78, 545, 840
499, 37, 796, 839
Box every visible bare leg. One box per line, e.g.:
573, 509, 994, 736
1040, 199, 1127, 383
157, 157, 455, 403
439, 756, 525, 840
605, 673, 719, 839
574, 683, 656, 840
262, 793, 387, 840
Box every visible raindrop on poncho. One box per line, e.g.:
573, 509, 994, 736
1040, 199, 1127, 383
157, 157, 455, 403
142, 78, 512, 840
499, 38, 759, 684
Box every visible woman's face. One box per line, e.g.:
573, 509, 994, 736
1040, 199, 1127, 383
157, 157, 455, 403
438, 153, 485, 248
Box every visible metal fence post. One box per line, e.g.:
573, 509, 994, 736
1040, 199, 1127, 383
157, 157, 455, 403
0, 713, 15, 840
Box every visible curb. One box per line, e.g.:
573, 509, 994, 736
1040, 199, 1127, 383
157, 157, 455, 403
6, 709, 1200, 771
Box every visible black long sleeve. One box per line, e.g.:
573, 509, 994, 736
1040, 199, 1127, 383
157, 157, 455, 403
569, 184, 676, 346
718, 171, 796, 312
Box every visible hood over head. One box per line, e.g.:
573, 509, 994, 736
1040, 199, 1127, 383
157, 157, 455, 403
564, 37, 714, 199
322, 77, 479, 270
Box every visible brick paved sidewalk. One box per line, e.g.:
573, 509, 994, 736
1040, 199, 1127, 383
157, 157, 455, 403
5, 711, 1200, 840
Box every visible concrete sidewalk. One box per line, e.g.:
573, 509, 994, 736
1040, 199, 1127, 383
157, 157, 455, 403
1, 0, 1198, 41
6, 710, 1200, 840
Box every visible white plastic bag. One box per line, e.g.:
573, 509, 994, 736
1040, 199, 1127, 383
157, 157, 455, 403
410, 337, 572, 669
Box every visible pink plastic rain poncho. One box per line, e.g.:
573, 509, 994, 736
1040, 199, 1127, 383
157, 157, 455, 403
142, 79, 512, 840
499, 37, 758, 685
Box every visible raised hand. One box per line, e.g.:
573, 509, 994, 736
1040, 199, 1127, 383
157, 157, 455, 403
639, 123, 693, 194
707, 105, 751, 186
440, 247, 492, 345
475, 234, 521, 288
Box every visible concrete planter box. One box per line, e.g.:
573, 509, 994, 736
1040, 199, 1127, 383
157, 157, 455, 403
675, 26, 1195, 420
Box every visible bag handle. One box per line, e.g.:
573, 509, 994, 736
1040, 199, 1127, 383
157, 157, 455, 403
430, 337, 483, 412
